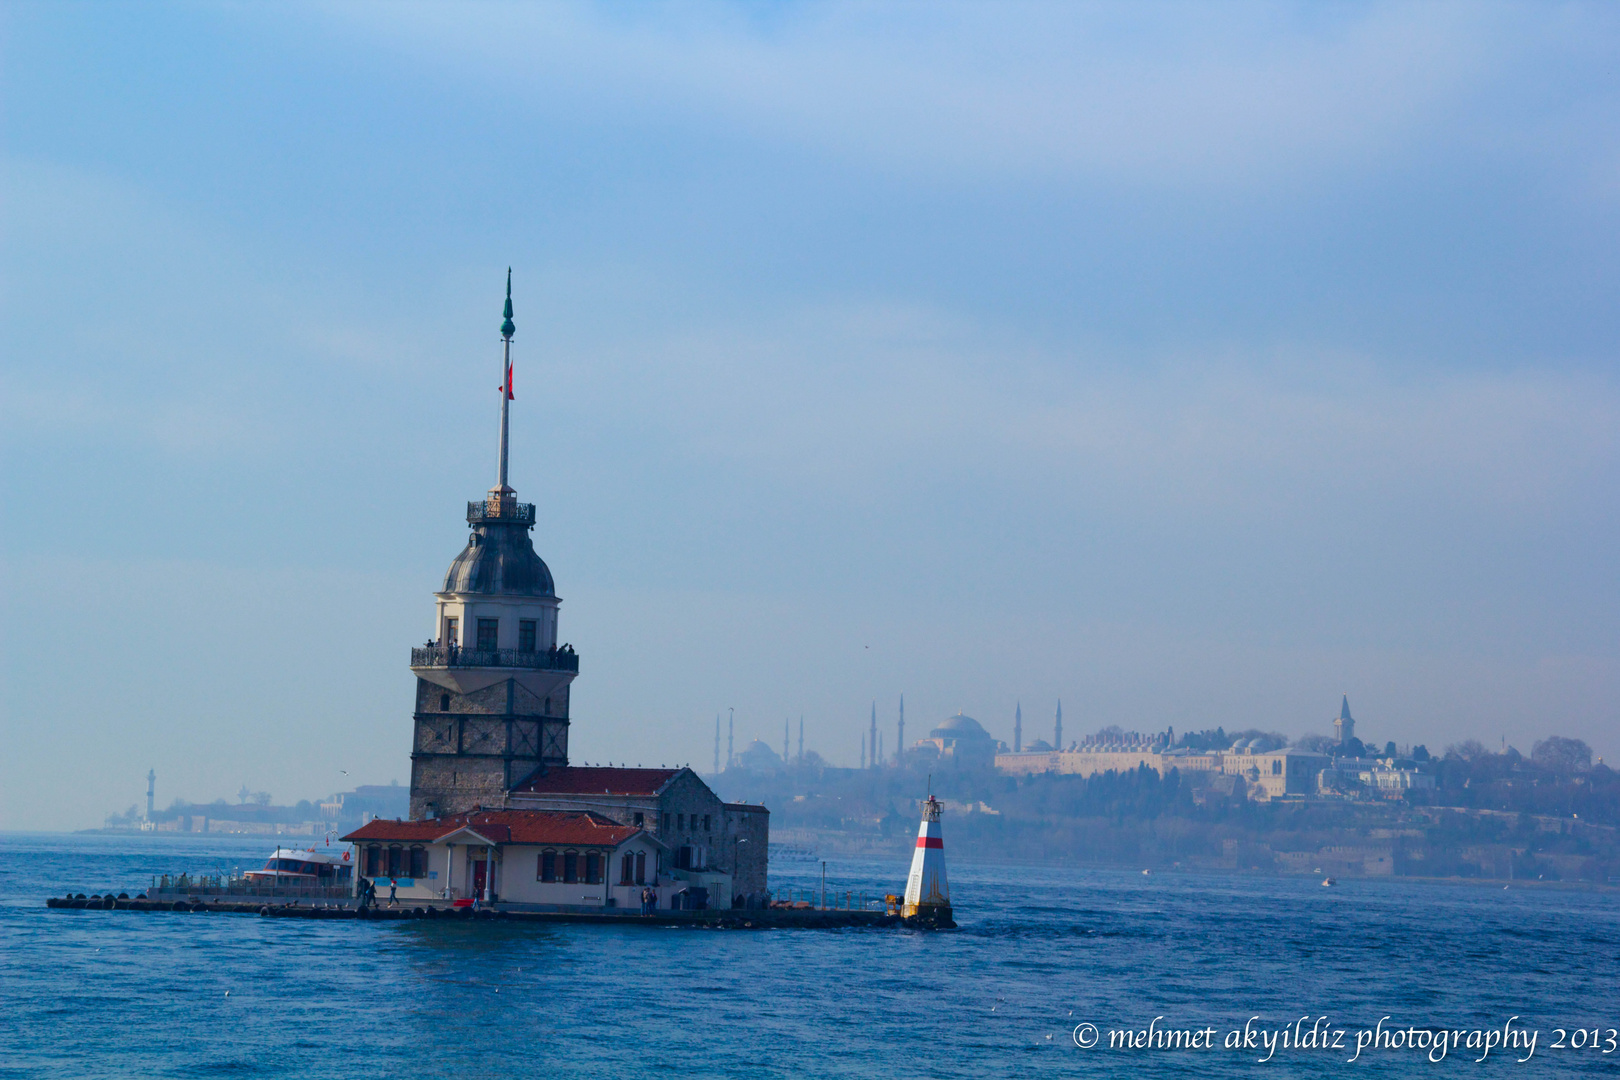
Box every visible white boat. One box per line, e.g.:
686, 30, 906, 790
242, 844, 355, 888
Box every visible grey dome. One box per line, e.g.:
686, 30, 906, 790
443, 520, 555, 597
930, 713, 991, 740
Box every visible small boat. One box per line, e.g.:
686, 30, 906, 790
243, 844, 354, 888
1321, 877, 1336, 887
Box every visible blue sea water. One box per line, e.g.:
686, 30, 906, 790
2, 832, 1616, 1079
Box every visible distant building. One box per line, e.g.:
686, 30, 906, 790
910, 713, 1001, 768
1334, 694, 1356, 746
1221, 745, 1329, 800
730, 739, 786, 777
996, 739, 1328, 801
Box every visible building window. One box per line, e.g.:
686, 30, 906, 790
633, 812, 644, 826
635, 851, 646, 884
409, 846, 427, 878
620, 853, 635, 885
365, 845, 382, 877
439, 693, 450, 712
477, 618, 498, 650
539, 850, 557, 882
678, 814, 686, 831
445, 617, 458, 646
703, 814, 711, 832
519, 620, 536, 652
661, 813, 670, 831
387, 845, 403, 878
585, 852, 602, 884
563, 850, 579, 883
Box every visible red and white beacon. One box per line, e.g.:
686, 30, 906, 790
902, 794, 956, 928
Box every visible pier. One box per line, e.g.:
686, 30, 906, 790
44, 894, 897, 929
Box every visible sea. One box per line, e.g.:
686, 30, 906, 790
1, 832, 1615, 1079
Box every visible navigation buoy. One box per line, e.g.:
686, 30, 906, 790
902, 794, 956, 929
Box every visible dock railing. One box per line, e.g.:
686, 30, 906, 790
148, 873, 352, 901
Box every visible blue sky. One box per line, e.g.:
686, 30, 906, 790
2, 3, 1617, 827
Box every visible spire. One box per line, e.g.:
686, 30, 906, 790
1340, 694, 1352, 721
1055, 699, 1063, 751
492, 268, 516, 500
1014, 700, 1022, 753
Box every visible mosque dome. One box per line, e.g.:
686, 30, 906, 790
442, 519, 555, 597
930, 713, 992, 741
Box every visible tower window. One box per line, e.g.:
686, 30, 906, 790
439, 693, 450, 712
445, 617, 458, 646
476, 619, 498, 650
518, 620, 536, 652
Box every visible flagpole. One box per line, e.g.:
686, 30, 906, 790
495, 268, 515, 502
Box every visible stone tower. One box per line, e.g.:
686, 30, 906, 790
1333, 694, 1355, 746
408, 272, 579, 820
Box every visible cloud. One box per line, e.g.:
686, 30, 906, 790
309, 1, 1618, 189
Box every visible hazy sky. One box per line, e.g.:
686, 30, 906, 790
3, 3, 1617, 828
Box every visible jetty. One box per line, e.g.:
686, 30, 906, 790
44, 893, 896, 928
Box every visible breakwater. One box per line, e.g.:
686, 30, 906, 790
43, 894, 896, 929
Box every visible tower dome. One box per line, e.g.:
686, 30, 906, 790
442, 516, 555, 597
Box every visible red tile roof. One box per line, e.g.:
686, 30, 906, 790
508, 765, 682, 797
341, 808, 643, 847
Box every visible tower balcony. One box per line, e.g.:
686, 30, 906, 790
410, 644, 579, 673
468, 500, 536, 525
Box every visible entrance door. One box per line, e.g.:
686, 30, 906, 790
471, 858, 487, 898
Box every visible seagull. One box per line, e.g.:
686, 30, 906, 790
224, 990, 231, 997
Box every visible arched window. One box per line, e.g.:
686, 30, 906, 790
635, 851, 646, 884
563, 850, 579, 883
620, 852, 634, 885
539, 850, 557, 882
387, 846, 404, 878
365, 845, 382, 877
409, 846, 427, 878
585, 852, 602, 884
440, 693, 451, 712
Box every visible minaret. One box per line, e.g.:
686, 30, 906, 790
798, 716, 804, 764
145, 769, 156, 821
897, 694, 905, 762
1014, 701, 1022, 753
870, 702, 878, 769
714, 715, 721, 775
1055, 699, 1063, 751
783, 718, 790, 763
407, 271, 577, 819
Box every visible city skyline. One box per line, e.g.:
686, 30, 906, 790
4, 4, 1618, 828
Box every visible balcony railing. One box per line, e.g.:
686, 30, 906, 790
411, 645, 579, 673
468, 500, 536, 525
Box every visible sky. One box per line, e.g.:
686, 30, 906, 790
2, 2, 1617, 829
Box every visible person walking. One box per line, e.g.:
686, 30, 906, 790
388, 878, 398, 906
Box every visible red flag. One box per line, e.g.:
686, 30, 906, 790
504, 360, 514, 400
